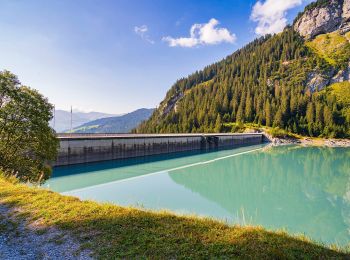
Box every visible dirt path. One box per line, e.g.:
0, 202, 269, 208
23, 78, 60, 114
0, 204, 93, 260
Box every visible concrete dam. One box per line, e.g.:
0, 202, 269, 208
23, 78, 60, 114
54, 133, 265, 166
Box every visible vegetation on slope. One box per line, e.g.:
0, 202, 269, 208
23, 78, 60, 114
325, 82, 350, 106
321, 82, 350, 124
306, 31, 350, 68
0, 174, 348, 259
137, 27, 349, 138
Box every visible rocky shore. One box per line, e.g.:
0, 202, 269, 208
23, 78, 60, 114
264, 132, 350, 147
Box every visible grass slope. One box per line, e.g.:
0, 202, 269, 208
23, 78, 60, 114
325, 82, 350, 106
323, 82, 350, 123
0, 175, 348, 259
306, 31, 350, 68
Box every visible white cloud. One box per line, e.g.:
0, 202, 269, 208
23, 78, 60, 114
251, 0, 303, 35
134, 25, 155, 44
163, 18, 236, 47
134, 25, 148, 35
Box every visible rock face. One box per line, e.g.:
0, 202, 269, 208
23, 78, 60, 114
306, 62, 350, 92
343, 0, 350, 19
331, 62, 350, 83
341, 0, 350, 33
293, 0, 350, 39
159, 92, 183, 117
306, 71, 331, 91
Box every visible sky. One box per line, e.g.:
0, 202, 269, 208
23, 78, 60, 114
0, 0, 313, 114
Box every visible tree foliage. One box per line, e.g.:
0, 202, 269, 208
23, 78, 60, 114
0, 71, 58, 183
136, 27, 350, 138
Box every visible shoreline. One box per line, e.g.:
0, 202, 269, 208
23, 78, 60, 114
261, 131, 350, 147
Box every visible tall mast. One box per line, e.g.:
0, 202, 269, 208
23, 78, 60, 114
53, 105, 56, 130
70, 106, 73, 133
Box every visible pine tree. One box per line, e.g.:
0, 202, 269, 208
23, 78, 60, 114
214, 114, 222, 133
136, 26, 350, 138
265, 100, 272, 127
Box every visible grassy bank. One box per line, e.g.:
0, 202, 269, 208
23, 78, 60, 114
223, 122, 301, 138
0, 175, 348, 259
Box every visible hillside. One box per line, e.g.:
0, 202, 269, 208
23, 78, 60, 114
70, 108, 154, 133
136, 0, 350, 138
51, 110, 116, 133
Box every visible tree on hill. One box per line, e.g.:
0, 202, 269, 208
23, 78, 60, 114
0, 71, 58, 183
136, 27, 350, 138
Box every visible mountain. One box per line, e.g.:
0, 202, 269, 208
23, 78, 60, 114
70, 108, 154, 133
294, 0, 350, 40
136, 0, 350, 138
51, 110, 117, 133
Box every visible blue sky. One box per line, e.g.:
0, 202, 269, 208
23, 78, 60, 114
0, 0, 312, 114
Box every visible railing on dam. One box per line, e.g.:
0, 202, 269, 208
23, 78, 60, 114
54, 133, 265, 166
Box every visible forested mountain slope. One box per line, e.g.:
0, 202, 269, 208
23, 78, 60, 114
136, 0, 350, 138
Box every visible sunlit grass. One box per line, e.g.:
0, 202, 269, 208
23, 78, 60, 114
223, 122, 303, 139
306, 31, 350, 67
324, 82, 350, 106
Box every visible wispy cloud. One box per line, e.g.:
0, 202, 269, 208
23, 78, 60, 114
163, 18, 236, 48
134, 25, 155, 44
250, 0, 303, 35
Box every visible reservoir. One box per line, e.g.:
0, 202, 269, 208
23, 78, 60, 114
46, 144, 350, 247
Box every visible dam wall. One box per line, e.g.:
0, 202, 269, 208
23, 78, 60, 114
54, 133, 264, 166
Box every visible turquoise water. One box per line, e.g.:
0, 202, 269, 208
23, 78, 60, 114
46, 145, 350, 246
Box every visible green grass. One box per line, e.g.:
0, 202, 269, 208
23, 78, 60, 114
223, 122, 302, 139
324, 82, 350, 107
306, 31, 350, 68
322, 82, 350, 123
223, 122, 260, 133
0, 174, 348, 259
184, 79, 214, 95
265, 127, 300, 139
345, 32, 350, 42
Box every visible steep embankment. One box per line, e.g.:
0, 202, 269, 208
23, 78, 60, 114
137, 0, 350, 138
0, 175, 348, 258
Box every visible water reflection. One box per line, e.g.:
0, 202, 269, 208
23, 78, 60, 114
169, 146, 350, 245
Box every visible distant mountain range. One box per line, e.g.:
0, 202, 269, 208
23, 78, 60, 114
51, 110, 118, 133
69, 108, 154, 133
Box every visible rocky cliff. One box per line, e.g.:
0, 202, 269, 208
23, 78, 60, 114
293, 0, 350, 92
294, 0, 350, 39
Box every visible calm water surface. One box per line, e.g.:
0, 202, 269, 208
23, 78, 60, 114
46, 144, 350, 246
